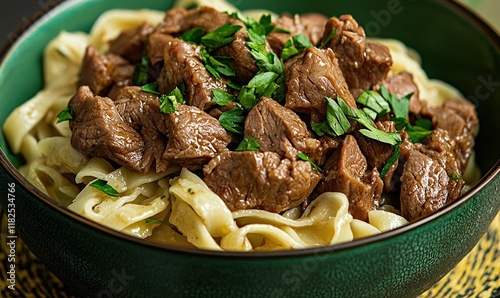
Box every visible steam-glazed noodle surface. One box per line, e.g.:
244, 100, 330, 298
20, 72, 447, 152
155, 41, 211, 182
2, 0, 479, 251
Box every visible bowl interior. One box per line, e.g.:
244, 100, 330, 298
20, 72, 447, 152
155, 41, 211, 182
1, 0, 499, 177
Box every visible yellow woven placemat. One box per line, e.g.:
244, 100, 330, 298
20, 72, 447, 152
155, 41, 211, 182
0, 211, 498, 297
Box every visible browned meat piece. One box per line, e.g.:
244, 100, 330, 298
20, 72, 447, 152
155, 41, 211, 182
245, 97, 320, 160
314, 135, 383, 221
285, 47, 356, 122
310, 135, 342, 167
113, 86, 169, 173
151, 104, 232, 171
320, 15, 392, 97
400, 132, 465, 221
423, 99, 479, 172
108, 22, 155, 63
203, 150, 322, 213
69, 86, 146, 172
114, 86, 158, 130
158, 35, 230, 111
157, 6, 258, 84
147, 33, 170, 66
79, 46, 133, 96
266, 13, 328, 56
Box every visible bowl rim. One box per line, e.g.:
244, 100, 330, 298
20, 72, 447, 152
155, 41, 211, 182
0, 0, 499, 258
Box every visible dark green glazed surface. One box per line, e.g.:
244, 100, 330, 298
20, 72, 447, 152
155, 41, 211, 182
0, 0, 499, 297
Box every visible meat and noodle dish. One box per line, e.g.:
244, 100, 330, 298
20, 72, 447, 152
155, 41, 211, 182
3, 0, 480, 251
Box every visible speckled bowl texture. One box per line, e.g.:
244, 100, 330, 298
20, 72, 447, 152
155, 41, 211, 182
0, 0, 499, 297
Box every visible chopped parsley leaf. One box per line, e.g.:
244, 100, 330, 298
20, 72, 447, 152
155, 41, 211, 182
56, 106, 73, 123
200, 48, 235, 80
212, 89, 235, 106
90, 179, 119, 197
201, 23, 242, 52
159, 87, 185, 114
325, 96, 351, 137
236, 136, 260, 151
230, 12, 275, 36
451, 172, 464, 180
281, 34, 314, 61
219, 107, 246, 134
318, 29, 336, 49
380, 145, 401, 178
356, 90, 391, 117
298, 152, 323, 172
133, 55, 150, 86
179, 27, 206, 44
141, 81, 160, 95
380, 85, 412, 119
393, 117, 433, 143
354, 108, 401, 146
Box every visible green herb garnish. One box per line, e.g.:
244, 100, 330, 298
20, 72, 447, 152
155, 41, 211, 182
318, 29, 336, 49
380, 145, 401, 178
312, 96, 351, 137
159, 87, 185, 114
281, 34, 314, 61
141, 81, 160, 95
354, 108, 401, 146
200, 48, 235, 80
201, 23, 242, 52
380, 85, 412, 119
231, 12, 275, 36
236, 136, 260, 151
56, 106, 73, 123
179, 27, 206, 44
451, 172, 464, 180
133, 55, 150, 86
393, 117, 433, 143
90, 179, 119, 197
298, 152, 323, 172
356, 90, 391, 117
212, 89, 235, 106
219, 107, 246, 134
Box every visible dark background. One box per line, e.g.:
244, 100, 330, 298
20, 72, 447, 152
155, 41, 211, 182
0, 1, 60, 49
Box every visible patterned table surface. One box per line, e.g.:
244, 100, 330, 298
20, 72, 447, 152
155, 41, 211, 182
0, 0, 499, 297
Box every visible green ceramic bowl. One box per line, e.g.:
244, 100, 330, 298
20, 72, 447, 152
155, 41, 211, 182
0, 0, 499, 297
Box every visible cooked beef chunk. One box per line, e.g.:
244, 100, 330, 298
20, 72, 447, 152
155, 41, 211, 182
113, 86, 169, 172
158, 34, 230, 111
285, 47, 356, 122
203, 150, 322, 212
321, 15, 392, 97
109, 22, 155, 63
147, 33, 170, 66
79, 46, 134, 95
399, 130, 465, 221
245, 97, 320, 160
267, 13, 328, 55
423, 99, 479, 172
309, 135, 342, 167
150, 104, 232, 171
157, 6, 259, 84
114, 86, 158, 130
69, 86, 146, 172
314, 135, 382, 221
